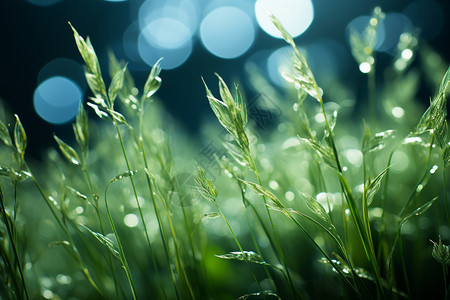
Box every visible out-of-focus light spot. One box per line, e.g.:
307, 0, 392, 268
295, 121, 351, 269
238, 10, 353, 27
141, 18, 191, 49
269, 180, 279, 190
285, 191, 295, 201
316, 192, 332, 213
430, 165, 438, 174
377, 13, 413, 53
124, 214, 139, 227
314, 113, 325, 123
138, 32, 192, 70
392, 106, 405, 118
394, 60, 407, 71
391, 150, 409, 173
34, 76, 82, 124
38, 58, 86, 92
359, 62, 371, 73
401, 49, 413, 60
255, 0, 314, 39
42, 289, 54, 299
137, 0, 198, 69
56, 274, 72, 285
75, 206, 84, 214
200, 6, 255, 59
404, 0, 443, 41
345, 149, 363, 167
139, 0, 199, 36
266, 46, 292, 87
27, 0, 61, 6
346, 16, 385, 51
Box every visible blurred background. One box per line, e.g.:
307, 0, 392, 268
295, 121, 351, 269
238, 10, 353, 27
0, 0, 449, 158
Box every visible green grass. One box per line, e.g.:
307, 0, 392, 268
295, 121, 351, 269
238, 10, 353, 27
0, 9, 449, 299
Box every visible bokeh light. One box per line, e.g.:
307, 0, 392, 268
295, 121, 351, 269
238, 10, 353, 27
346, 15, 386, 51
37, 58, 86, 92
377, 13, 413, 53
135, 0, 199, 69
139, 0, 199, 36
141, 18, 191, 49
255, 0, 314, 39
200, 6, 255, 59
266, 46, 293, 87
33, 76, 82, 124
138, 31, 192, 70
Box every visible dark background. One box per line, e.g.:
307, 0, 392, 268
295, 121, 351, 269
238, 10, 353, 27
0, 0, 449, 159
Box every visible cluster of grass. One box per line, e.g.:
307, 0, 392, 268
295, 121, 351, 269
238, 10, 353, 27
0, 9, 449, 299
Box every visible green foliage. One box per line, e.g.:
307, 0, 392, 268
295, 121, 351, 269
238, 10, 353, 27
0, 10, 449, 300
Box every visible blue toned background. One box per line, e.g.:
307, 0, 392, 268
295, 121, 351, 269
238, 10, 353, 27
0, 0, 449, 158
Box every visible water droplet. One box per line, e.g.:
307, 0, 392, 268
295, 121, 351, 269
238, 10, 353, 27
416, 184, 423, 192
430, 165, 438, 174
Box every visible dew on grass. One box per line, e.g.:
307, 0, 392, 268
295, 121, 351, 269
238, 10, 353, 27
403, 136, 423, 145
429, 165, 438, 174
416, 184, 423, 192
